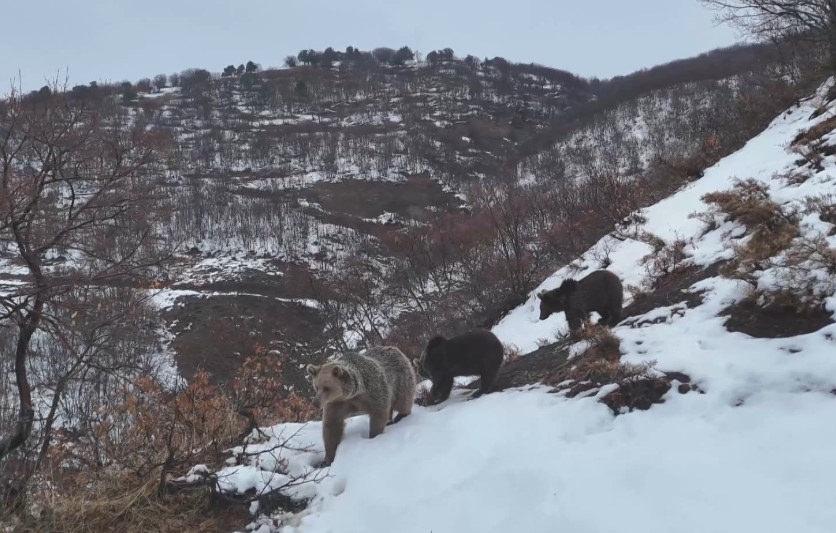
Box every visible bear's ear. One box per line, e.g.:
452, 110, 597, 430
538, 289, 557, 302
331, 366, 350, 382
306, 364, 321, 377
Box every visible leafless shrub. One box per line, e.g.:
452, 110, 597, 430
805, 193, 836, 229
641, 238, 689, 280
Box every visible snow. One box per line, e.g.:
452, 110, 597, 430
205, 80, 836, 532
224, 383, 836, 533
148, 288, 319, 311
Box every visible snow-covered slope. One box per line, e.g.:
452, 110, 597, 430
215, 81, 836, 533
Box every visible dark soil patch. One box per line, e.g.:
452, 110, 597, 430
491, 340, 692, 414
492, 341, 572, 391
303, 174, 464, 225
176, 261, 318, 299
599, 378, 671, 413
621, 262, 724, 323
722, 298, 834, 338
164, 293, 332, 392
237, 173, 466, 238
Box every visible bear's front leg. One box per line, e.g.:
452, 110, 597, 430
322, 405, 345, 465
430, 375, 454, 404
566, 309, 585, 333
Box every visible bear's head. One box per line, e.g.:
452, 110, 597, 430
419, 336, 447, 378
307, 362, 357, 404
537, 279, 577, 320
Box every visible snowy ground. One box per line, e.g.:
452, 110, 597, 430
207, 82, 836, 532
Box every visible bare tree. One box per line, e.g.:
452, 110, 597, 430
702, 0, 836, 70
0, 84, 171, 461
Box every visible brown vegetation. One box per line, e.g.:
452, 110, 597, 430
544, 326, 672, 413
702, 179, 800, 274
5, 357, 316, 531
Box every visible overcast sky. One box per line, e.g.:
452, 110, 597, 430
1, 0, 740, 91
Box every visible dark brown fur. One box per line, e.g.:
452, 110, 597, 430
420, 329, 504, 404
538, 270, 623, 332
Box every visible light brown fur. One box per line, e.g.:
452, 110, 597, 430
307, 346, 416, 465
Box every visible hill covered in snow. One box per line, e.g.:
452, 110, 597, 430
2, 43, 832, 532
130, 43, 812, 393
211, 79, 836, 533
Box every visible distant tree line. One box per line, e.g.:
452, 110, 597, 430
288, 46, 416, 68
222, 60, 260, 77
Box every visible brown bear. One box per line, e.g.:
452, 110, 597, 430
538, 270, 623, 332
419, 329, 504, 404
307, 346, 416, 465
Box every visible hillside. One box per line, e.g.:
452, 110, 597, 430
206, 79, 836, 532
127, 44, 806, 392
124, 55, 597, 389
1, 44, 832, 531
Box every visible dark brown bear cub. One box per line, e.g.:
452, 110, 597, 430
420, 329, 504, 404
538, 269, 623, 332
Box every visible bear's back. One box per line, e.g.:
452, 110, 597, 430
359, 346, 415, 404
340, 352, 387, 393
575, 270, 623, 310
439, 330, 504, 373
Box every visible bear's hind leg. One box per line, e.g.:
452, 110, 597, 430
474, 363, 500, 398
389, 392, 413, 424
368, 407, 388, 438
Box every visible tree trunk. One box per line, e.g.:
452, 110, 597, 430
0, 236, 45, 461
0, 315, 40, 460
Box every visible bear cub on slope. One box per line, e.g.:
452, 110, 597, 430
538, 269, 623, 332
307, 346, 416, 465
420, 329, 504, 405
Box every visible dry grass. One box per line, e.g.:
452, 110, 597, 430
503, 344, 523, 364
792, 114, 836, 147
702, 179, 799, 274
805, 194, 836, 231
789, 116, 836, 172
14, 475, 230, 533
571, 325, 621, 362
544, 326, 671, 412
